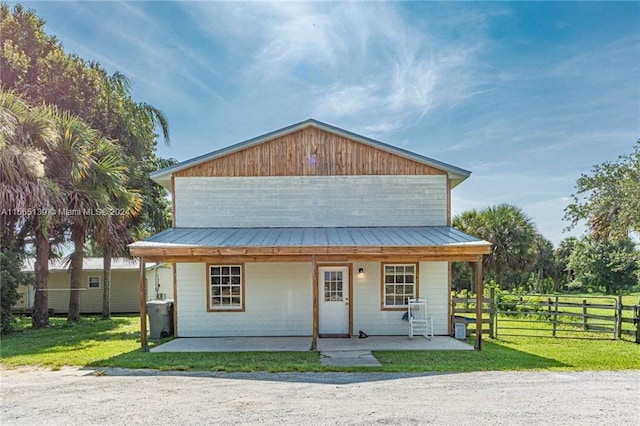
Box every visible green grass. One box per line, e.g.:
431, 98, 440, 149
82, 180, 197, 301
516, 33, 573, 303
1, 315, 638, 373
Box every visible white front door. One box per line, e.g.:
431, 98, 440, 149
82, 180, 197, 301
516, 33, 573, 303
318, 266, 350, 336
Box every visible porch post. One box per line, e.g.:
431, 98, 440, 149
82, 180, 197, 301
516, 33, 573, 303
475, 255, 484, 351
311, 254, 318, 351
139, 257, 148, 352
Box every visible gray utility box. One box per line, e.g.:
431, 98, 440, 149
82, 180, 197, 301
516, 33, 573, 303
453, 316, 470, 339
454, 322, 467, 339
147, 300, 174, 339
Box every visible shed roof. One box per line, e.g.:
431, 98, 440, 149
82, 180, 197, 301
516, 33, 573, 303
150, 119, 471, 189
21, 258, 165, 272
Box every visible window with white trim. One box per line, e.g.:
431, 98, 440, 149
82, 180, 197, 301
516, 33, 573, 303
88, 276, 101, 289
382, 264, 417, 309
208, 265, 243, 311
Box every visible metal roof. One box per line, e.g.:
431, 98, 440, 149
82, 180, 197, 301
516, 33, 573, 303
21, 258, 165, 272
130, 226, 490, 249
150, 119, 471, 189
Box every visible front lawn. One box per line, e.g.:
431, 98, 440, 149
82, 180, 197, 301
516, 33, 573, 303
1, 315, 638, 372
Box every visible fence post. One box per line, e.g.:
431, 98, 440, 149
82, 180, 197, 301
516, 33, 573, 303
635, 304, 640, 344
582, 299, 588, 331
489, 287, 495, 339
616, 295, 622, 340
552, 296, 559, 337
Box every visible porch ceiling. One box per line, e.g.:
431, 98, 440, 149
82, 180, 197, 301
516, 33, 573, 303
129, 226, 490, 262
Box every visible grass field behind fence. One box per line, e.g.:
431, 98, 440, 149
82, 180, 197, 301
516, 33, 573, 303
455, 292, 639, 341
1, 314, 638, 373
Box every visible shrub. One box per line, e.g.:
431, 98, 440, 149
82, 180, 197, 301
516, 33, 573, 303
0, 249, 30, 334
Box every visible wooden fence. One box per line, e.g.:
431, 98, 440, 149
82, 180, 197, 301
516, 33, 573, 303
451, 289, 496, 338
452, 291, 640, 342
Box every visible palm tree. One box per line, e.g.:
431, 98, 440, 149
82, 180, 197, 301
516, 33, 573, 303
453, 204, 537, 288
63, 134, 130, 322
94, 198, 140, 319
476, 204, 537, 286
555, 237, 578, 290
90, 141, 142, 320
88, 71, 168, 319
0, 90, 60, 328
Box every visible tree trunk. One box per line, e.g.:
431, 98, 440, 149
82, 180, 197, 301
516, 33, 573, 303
102, 250, 111, 319
67, 226, 85, 323
31, 229, 50, 329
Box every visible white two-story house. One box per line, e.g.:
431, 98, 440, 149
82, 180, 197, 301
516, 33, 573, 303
130, 119, 490, 350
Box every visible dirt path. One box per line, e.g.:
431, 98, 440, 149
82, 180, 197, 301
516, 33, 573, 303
2, 367, 638, 425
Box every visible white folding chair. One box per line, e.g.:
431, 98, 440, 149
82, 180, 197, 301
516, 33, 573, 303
408, 298, 433, 339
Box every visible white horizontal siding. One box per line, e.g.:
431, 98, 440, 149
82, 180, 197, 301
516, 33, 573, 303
176, 261, 449, 337
418, 262, 449, 335
352, 261, 449, 335
175, 175, 447, 228
176, 263, 312, 337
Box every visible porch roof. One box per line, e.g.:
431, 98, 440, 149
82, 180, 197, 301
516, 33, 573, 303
129, 226, 490, 261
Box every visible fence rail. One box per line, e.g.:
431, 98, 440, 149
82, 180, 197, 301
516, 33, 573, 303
451, 291, 640, 343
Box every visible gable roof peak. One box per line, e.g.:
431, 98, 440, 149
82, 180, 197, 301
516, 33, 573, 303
150, 119, 470, 188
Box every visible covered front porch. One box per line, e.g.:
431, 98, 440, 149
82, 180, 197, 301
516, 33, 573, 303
130, 226, 491, 352
150, 335, 473, 353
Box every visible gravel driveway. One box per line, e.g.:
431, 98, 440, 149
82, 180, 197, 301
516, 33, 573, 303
1, 367, 638, 425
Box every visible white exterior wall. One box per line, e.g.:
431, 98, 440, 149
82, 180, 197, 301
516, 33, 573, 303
176, 262, 312, 337
176, 261, 449, 337
174, 175, 447, 228
352, 261, 449, 336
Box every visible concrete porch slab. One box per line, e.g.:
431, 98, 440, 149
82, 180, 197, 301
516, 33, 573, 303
316, 336, 474, 352
150, 335, 473, 353
150, 336, 312, 353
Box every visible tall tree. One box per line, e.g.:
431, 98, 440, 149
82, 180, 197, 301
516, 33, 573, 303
88, 71, 165, 319
565, 141, 640, 242
0, 90, 60, 328
529, 234, 557, 293
555, 237, 578, 291
89, 70, 172, 239
568, 236, 639, 294
2, 5, 174, 328
57, 115, 130, 322
1, 4, 102, 120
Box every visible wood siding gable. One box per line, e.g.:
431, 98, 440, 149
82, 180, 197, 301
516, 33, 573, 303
174, 127, 447, 178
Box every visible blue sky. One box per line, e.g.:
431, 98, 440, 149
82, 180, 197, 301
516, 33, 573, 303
14, 1, 640, 246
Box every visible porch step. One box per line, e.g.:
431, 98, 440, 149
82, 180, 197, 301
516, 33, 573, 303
319, 350, 382, 367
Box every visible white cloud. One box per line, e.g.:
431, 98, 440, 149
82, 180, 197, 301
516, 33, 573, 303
183, 2, 491, 138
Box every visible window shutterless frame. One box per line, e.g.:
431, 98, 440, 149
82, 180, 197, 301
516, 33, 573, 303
88, 276, 101, 289
380, 263, 419, 311
206, 263, 245, 312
